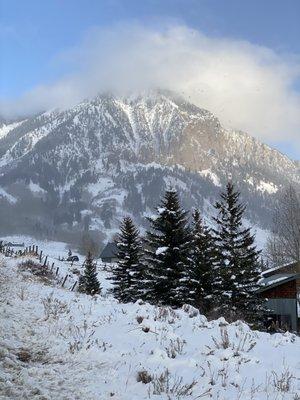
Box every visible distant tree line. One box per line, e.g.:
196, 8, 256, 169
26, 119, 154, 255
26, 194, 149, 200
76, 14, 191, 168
110, 182, 266, 327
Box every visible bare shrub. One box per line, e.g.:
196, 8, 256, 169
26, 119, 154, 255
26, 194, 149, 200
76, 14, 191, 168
136, 370, 152, 384
17, 285, 28, 301
154, 307, 179, 324
212, 327, 230, 349
42, 293, 70, 320
150, 369, 197, 397
207, 361, 217, 386
63, 320, 96, 353
15, 347, 48, 364
165, 338, 185, 359
17, 349, 31, 362
182, 304, 199, 318
209, 327, 256, 356
271, 367, 295, 393
18, 259, 54, 284
136, 315, 144, 324
218, 363, 229, 388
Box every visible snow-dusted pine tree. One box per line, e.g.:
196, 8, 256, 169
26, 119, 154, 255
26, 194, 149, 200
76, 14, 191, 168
190, 209, 221, 313
111, 217, 144, 303
143, 188, 192, 307
79, 252, 101, 296
213, 182, 264, 323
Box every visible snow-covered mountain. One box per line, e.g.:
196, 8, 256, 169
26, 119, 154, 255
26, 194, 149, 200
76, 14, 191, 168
0, 90, 299, 242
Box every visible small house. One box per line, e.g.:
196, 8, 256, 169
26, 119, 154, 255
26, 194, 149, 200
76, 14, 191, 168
258, 261, 300, 332
100, 242, 118, 263
3, 241, 25, 247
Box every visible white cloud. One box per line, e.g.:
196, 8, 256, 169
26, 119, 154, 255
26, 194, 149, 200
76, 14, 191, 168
1, 23, 300, 152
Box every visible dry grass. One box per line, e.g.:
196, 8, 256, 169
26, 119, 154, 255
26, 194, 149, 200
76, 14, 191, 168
165, 338, 185, 359
18, 259, 54, 284
150, 369, 197, 397
136, 370, 152, 384
42, 293, 70, 320
271, 367, 295, 393
209, 327, 257, 356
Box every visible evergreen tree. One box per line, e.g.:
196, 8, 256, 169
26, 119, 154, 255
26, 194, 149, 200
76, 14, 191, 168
143, 188, 192, 307
190, 209, 221, 313
68, 249, 72, 258
110, 217, 144, 303
213, 182, 264, 323
79, 252, 101, 295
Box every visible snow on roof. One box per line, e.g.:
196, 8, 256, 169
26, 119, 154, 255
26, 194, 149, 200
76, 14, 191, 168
262, 261, 300, 277
261, 274, 292, 286
259, 273, 300, 292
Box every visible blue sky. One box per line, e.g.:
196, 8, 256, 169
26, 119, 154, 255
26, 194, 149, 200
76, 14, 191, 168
1, 0, 300, 159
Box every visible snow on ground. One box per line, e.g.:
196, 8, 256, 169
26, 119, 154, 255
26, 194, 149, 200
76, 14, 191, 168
198, 169, 221, 187
0, 121, 25, 140
0, 188, 17, 204
0, 245, 300, 399
87, 178, 115, 197
28, 181, 46, 194
256, 180, 278, 195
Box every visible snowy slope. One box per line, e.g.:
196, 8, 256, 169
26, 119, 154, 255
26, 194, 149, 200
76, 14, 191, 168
0, 249, 299, 400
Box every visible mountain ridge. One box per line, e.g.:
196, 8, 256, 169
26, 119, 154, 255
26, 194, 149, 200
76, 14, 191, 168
0, 90, 299, 243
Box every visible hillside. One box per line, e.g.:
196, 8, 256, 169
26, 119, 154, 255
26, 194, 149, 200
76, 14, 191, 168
0, 242, 299, 400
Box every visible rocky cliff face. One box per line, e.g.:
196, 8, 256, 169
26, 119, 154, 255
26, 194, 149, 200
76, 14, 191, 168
0, 90, 299, 242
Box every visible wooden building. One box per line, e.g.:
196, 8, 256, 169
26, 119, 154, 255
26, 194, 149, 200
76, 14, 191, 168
100, 242, 118, 263
258, 261, 300, 332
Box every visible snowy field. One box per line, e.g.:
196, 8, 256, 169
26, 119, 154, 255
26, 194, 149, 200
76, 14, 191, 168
0, 239, 299, 399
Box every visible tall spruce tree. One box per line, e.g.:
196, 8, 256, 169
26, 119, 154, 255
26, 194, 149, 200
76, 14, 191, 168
190, 209, 221, 313
143, 188, 192, 307
111, 217, 144, 303
79, 252, 101, 295
213, 182, 264, 324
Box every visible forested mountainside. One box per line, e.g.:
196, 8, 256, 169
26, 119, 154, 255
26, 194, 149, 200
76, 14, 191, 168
0, 90, 299, 244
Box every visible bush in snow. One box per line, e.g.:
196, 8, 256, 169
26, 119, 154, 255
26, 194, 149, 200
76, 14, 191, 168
150, 369, 197, 397
208, 326, 257, 356
42, 293, 69, 321
271, 367, 295, 393
18, 259, 54, 284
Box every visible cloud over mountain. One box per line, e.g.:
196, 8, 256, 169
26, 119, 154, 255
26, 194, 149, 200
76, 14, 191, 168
1, 23, 300, 152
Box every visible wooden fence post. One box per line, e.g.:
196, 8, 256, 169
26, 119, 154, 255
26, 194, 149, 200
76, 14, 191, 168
61, 275, 68, 288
